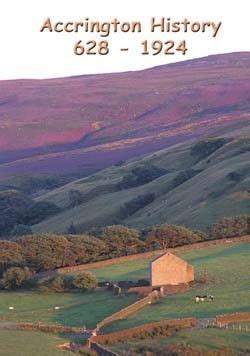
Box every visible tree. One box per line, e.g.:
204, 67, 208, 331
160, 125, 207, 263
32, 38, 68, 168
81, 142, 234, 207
67, 222, 77, 234
17, 234, 71, 271
0, 241, 23, 276
71, 272, 97, 291
99, 225, 145, 256
3, 267, 32, 290
211, 215, 249, 239
65, 234, 108, 265
68, 189, 85, 207
146, 224, 204, 249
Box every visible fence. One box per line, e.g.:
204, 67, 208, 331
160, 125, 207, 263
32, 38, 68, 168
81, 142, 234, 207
0, 322, 85, 334
215, 312, 250, 326
216, 323, 249, 332
90, 342, 118, 356
90, 317, 198, 345
97, 290, 159, 330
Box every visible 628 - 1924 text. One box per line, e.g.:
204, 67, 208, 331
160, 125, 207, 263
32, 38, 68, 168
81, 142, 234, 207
73, 40, 188, 56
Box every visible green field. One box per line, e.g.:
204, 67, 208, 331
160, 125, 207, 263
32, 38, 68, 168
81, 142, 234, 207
95, 242, 250, 332
1, 242, 248, 334
0, 330, 80, 356
0, 290, 136, 329
110, 327, 250, 355
0, 241, 249, 355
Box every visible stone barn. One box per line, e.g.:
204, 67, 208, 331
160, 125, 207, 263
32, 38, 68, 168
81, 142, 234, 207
150, 252, 194, 287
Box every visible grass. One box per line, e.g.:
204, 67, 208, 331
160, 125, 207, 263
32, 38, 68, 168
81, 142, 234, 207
89, 259, 149, 282
100, 242, 250, 332
0, 330, 77, 356
110, 327, 250, 355
0, 290, 137, 329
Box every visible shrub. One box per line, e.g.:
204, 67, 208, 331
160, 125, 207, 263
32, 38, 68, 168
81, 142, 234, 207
227, 171, 245, 183
0, 240, 23, 277
71, 272, 97, 291
3, 267, 32, 290
211, 215, 249, 239
38, 275, 66, 293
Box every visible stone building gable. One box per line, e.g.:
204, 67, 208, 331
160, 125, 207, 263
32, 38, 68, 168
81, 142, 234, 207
150, 252, 194, 286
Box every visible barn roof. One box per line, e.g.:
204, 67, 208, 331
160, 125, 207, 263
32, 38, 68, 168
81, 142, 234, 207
150, 252, 190, 266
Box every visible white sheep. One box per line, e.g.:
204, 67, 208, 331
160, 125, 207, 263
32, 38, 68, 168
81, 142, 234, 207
8, 306, 15, 310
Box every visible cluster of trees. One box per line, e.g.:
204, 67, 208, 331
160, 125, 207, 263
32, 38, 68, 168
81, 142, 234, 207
1, 175, 71, 195
0, 190, 61, 238
190, 138, 227, 160
0, 225, 203, 277
0, 266, 97, 293
172, 169, 201, 188
0, 215, 248, 284
36, 272, 97, 293
120, 193, 156, 219
117, 165, 168, 190
211, 215, 249, 239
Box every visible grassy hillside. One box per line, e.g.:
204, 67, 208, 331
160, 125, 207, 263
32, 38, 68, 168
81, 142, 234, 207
32, 124, 250, 233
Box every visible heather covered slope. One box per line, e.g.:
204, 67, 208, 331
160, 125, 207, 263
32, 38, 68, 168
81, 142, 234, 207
32, 123, 250, 233
1, 52, 250, 180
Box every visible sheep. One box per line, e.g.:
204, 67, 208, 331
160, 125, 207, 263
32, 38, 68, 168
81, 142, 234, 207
195, 295, 207, 302
8, 306, 15, 310
195, 295, 214, 302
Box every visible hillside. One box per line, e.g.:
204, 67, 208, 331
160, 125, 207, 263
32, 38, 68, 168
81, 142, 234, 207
1, 52, 250, 181
32, 123, 250, 233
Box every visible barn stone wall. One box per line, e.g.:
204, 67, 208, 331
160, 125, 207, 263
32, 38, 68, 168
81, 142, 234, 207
150, 253, 194, 286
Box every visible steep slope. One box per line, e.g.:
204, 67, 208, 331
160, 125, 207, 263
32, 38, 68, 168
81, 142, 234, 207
32, 124, 250, 233
1, 52, 250, 180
